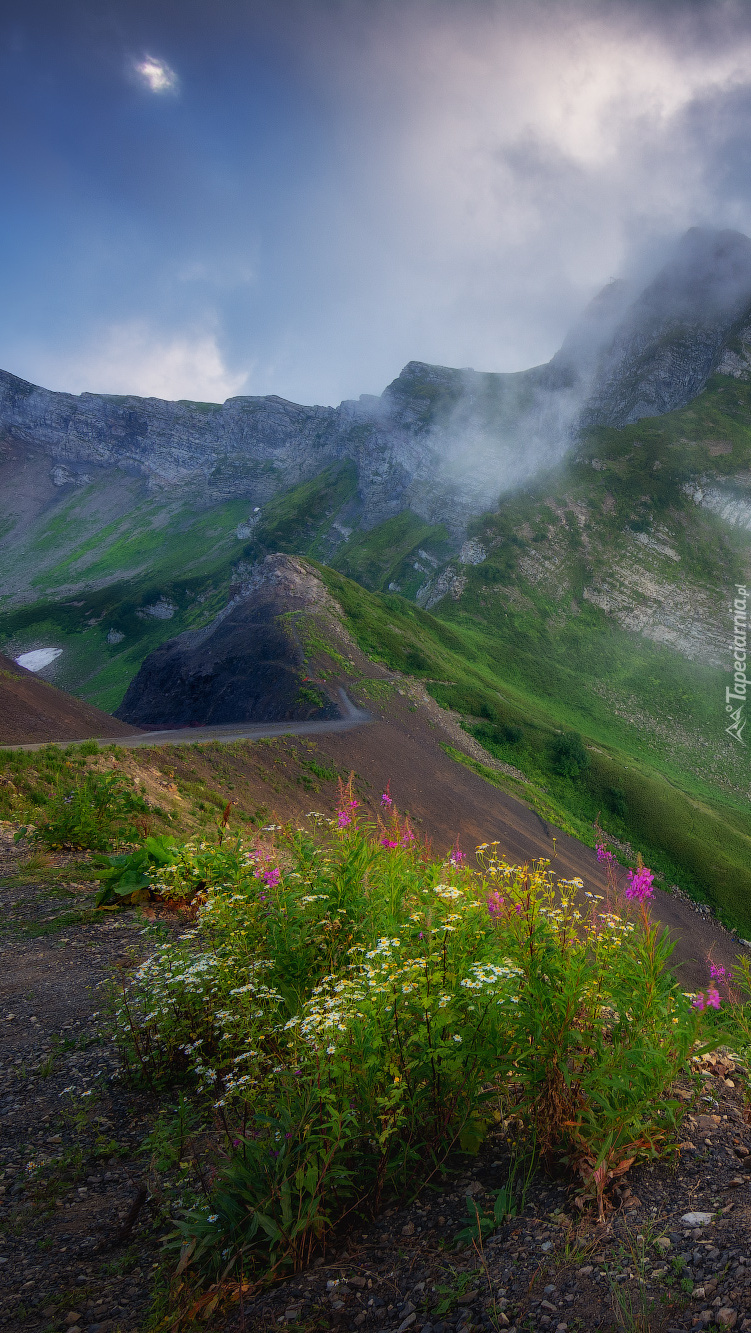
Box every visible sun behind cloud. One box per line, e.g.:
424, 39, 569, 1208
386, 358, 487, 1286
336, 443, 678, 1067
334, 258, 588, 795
134, 55, 178, 94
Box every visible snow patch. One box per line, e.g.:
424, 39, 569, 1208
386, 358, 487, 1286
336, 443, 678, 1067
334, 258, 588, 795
15, 648, 63, 672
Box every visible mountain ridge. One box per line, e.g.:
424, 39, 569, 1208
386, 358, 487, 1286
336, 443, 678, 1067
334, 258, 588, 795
3, 227, 751, 543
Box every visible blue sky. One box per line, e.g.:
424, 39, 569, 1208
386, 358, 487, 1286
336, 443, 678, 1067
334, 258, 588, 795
4, 0, 751, 406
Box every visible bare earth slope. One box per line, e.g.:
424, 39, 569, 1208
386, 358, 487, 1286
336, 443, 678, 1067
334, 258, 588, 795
0, 653, 140, 744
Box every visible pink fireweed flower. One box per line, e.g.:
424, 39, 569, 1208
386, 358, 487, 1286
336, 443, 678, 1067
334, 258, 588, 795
709, 962, 731, 982
487, 891, 505, 919
264, 868, 281, 888
380, 837, 398, 849
596, 843, 614, 865
449, 846, 466, 867
381, 786, 392, 807
693, 985, 722, 1012
625, 866, 654, 902
336, 799, 358, 829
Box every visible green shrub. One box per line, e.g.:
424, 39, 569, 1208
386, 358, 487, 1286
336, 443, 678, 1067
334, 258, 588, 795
550, 731, 589, 778
93, 834, 178, 906
29, 769, 149, 850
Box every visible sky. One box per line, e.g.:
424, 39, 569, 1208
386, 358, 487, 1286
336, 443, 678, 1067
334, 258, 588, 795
5, 0, 751, 406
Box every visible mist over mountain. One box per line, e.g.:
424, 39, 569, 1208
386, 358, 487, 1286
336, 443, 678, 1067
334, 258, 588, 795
2, 227, 751, 539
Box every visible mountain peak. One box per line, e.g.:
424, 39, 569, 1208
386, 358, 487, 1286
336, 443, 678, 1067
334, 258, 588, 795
580, 226, 751, 427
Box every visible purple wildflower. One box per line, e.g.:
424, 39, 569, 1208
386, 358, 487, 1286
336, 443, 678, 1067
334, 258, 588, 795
487, 891, 505, 919
693, 985, 721, 1012
625, 866, 654, 902
337, 798, 358, 829
596, 843, 614, 865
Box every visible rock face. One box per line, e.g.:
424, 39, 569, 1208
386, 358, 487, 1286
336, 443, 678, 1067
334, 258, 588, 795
115, 554, 344, 727
579, 228, 751, 426
3, 228, 751, 532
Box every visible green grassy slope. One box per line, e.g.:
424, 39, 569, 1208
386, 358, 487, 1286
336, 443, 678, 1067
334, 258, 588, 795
314, 564, 751, 932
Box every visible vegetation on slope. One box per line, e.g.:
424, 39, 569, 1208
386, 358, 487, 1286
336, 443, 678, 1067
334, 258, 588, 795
2, 376, 751, 924
315, 566, 751, 932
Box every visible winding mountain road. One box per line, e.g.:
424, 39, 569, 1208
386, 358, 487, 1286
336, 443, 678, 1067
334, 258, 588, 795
8, 687, 372, 752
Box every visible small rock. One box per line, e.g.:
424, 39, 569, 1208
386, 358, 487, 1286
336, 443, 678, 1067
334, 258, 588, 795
717, 1311, 738, 1329
681, 1212, 714, 1228
401, 1221, 415, 1236
350, 1276, 367, 1289
655, 1237, 672, 1253
397, 1315, 417, 1333
577, 1265, 593, 1276
402, 1301, 416, 1315
650, 1267, 668, 1279
728, 1177, 746, 1187
65, 1316, 82, 1327
354, 1316, 366, 1328
456, 1290, 479, 1305
540, 1300, 557, 1312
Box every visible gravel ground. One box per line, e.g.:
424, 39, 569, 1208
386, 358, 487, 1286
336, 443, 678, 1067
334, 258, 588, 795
0, 825, 171, 1333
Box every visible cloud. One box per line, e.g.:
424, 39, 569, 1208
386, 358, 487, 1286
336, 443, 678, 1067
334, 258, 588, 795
31, 322, 247, 402
285, 0, 751, 382
134, 54, 178, 94
11, 1, 751, 408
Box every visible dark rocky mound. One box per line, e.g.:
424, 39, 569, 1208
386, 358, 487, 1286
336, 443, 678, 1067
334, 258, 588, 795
0, 653, 139, 744
116, 554, 344, 728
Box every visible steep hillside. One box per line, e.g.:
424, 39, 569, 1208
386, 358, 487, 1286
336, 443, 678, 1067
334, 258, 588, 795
0, 652, 138, 744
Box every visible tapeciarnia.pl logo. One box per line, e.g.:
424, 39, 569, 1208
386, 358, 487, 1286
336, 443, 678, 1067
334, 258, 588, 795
726, 583, 748, 745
